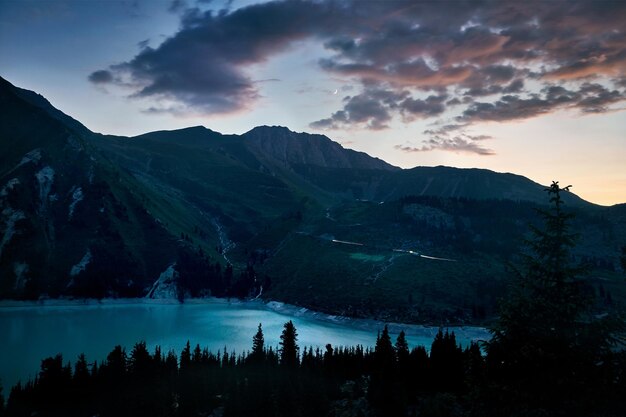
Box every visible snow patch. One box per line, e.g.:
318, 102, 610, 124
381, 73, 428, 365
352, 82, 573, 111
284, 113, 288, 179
212, 217, 235, 264
146, 264, 179, 299
16, 149, 42, 169
68, 187, 84, 220
0, 178, 20, 197
70, 249, 92, 277
0, 208, 26, 258
35, 166, 55, 211
13, 262, 29, 290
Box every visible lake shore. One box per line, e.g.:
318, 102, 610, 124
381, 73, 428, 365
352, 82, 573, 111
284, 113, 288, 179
0, 296, 490, 338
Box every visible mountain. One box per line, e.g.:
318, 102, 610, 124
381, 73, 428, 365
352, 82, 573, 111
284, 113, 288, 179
1, 76, 623, 323
243, 125, 397, 171
374, 166, 590, 206
0, 77, 219, 298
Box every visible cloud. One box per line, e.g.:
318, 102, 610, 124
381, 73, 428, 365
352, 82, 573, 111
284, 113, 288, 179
90, 0, 340, 114
312, 0, 626, 133
168, 0, 188, 14
400, 94, 448, 119
310, 88, 406, 130
137, 39, 150, 50
460, 83, 624, 122
89, 0, 626, 140
395, 134, 496, 156
88, 70, 114, 84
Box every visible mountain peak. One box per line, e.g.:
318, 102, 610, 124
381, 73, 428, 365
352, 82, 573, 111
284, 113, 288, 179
243, 125, 397, 171
245, 125, 293, 135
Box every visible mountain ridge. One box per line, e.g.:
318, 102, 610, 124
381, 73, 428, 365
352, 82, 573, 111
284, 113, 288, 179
0, 76, 602, 207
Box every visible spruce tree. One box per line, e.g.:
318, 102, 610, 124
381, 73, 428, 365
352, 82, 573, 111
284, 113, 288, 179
395, 330, 410, 366
180, 341, 191, 371
490, 182, 619, 369
279, 320, 299, 367
74, 353, 90, 384
251, 323, 265, 360
252, 323, 265, 356
486, 181, 624, 413
375, 325, 395, 367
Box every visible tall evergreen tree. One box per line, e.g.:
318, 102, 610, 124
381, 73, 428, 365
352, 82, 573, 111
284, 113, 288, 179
251, 323, 265, 361
129, 341, 152, 376
395, 330, 410, 366
105, 346, 127, 377
486, 181, 624, 414
279, 320, 299, 367
180, 341, 191, 371
73, 354, 90, 384
490, 182, 619, 369
375, 325, 395, 368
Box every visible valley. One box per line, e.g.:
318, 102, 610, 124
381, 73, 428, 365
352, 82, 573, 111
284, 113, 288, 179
1, 76, 624, 325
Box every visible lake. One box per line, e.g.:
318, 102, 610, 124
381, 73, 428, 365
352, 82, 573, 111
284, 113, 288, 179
0, 298, 490, 389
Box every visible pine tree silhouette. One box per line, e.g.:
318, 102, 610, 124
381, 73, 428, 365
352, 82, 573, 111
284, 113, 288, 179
279, 320, 299, 367
251, 323, 265, 362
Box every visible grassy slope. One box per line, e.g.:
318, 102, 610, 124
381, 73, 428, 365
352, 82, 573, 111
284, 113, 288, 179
0, 80, 185, 297
259, 197, 625, 324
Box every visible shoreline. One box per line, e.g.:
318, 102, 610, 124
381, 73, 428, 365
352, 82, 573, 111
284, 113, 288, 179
0, 296, 490, 340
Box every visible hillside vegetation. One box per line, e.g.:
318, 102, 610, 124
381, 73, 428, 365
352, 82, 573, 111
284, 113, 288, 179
1, 76, 624, 324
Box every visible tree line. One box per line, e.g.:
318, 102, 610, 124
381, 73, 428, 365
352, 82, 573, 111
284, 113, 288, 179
2, 320, 624, 417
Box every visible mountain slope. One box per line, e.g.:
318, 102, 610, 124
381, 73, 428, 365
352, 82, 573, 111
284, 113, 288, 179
375, 166, 590, 206
0, 77, 218, 298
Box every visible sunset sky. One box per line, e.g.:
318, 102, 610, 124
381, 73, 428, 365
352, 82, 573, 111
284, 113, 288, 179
1, 0, 624, 205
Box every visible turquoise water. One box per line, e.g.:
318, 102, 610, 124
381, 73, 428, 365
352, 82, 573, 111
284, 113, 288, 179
0, 299, 490, 389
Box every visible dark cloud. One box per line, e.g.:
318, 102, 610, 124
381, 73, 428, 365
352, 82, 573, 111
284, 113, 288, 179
88, 70, 114, 84
460, 83, 624, 122
90, 0, 626, 136
577, 84, 624, 113
168, 0, 188, 13
503, 79, 524, 94
312, 0, 625, 134
310, 89, 407, 130
90, 0, 343, 113
400, 94, 447, 119
137, 39, 150, 49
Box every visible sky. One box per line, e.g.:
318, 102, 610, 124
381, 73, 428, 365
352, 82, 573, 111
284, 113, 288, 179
0, 0, 625, 205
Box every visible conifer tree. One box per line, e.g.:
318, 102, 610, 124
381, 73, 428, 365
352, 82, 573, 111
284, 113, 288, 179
490, 182, 619, 371
180, 341, 191, 371
129, 341, 151, 375
106, 346, 127, 377
375, 325, 395, 367
74, 354, 90, 384
486, 181, 624, 414
395, 330, 410, 366
279, 320, 299, 367
251, 323, 265, 361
